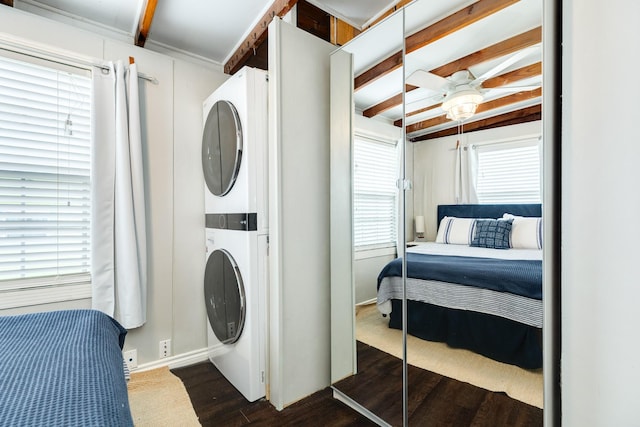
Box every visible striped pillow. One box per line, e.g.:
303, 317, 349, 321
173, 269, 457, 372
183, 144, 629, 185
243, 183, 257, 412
435, 216, 477, 245
503, 214, 543, 249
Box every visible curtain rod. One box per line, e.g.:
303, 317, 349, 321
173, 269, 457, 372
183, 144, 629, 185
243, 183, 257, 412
0, 36, 158, 84
466, 135, 542, 150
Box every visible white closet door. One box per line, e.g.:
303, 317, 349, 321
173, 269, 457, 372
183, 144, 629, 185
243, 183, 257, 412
267, 18, 335, 410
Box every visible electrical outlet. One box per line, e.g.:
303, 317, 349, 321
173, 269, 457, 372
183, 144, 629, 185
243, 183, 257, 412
123, 349, 137, 369
159, 339, 172, 359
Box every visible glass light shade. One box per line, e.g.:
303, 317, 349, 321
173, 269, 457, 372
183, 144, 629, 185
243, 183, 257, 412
442, 90, 483, 122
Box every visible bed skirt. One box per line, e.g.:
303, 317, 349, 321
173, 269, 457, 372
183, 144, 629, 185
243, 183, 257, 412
388, 299, 542, 369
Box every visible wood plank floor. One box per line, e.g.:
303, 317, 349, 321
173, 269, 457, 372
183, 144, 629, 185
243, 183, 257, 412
334, 342, 543, 426
172, 342, 542, 426
172, 361, 374, 426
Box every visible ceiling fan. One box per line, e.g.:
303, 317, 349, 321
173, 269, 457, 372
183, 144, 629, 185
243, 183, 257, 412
406, 46, 541, 122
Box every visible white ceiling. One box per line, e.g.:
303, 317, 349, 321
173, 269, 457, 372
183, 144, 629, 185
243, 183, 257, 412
8, 0, 543, 138
11, 0, 400, 65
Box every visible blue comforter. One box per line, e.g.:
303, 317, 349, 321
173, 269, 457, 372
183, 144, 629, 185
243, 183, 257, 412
378, 253, 542, 300
0, 309, 133, 426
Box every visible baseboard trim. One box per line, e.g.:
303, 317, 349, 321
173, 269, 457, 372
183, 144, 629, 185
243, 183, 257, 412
134, 347, 209, 373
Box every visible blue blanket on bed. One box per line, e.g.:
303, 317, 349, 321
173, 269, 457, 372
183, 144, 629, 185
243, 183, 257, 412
0, 309, 133, 426
377, 253, 542, 300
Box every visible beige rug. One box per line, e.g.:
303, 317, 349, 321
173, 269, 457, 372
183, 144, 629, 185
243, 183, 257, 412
127, 366, 200, 426
356, 303, 543, 409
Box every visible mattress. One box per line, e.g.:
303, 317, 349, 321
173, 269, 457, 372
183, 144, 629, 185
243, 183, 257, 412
0, 309, 133, 426
377, 243, 543, 327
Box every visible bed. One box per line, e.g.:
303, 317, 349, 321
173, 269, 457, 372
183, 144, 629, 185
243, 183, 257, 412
0, 309, 134, 426
377, 204, 543, 369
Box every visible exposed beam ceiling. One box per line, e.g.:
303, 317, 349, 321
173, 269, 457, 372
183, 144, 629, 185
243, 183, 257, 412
224, 0, 299, 75
363, 26, 542, 118
354, 0, 519, 91
395, 61, 542, 126
135, 0, 158, 47
405, 87, 541, 134
411, 104, 542, 141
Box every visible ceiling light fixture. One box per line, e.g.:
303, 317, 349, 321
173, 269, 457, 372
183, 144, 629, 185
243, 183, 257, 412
441, 88, 483, 122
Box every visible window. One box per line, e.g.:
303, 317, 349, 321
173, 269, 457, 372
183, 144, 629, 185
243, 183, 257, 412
474, 137, 541, 204
0, 54, 92, 294
353, 135, 398, 249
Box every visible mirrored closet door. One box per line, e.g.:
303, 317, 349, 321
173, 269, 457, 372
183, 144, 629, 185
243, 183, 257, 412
330, 7, 405, 426
403, 0, 545, 424
331, 0, 547, 425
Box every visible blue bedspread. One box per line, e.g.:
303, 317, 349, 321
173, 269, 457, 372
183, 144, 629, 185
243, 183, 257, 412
0, 309, 133, 426
378, 253, 542, 300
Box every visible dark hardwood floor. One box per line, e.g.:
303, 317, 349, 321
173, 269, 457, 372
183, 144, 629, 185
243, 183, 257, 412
171, 361, 375, 426
172, 342, 542, 426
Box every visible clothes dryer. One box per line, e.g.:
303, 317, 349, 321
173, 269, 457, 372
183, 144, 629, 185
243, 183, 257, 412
202, 66, 268, 402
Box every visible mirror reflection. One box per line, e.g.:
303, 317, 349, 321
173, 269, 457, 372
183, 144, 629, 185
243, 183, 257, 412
331, 0, 544, 425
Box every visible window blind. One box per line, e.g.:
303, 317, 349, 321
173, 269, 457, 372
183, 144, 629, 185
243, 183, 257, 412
475, 138, 541, 204
0, 54, 92, 287
353, 136, 398, 249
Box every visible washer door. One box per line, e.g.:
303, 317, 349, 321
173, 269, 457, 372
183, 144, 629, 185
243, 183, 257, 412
204, 249, 246, 344
202, 100, 243, 196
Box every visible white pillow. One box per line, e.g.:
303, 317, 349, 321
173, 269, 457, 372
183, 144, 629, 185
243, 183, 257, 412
435, 216, 477, 245
503, 213, 543, 249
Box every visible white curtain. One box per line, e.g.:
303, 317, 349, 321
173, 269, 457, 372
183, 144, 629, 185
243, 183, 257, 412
464, 143, 479, 204
91, 61, 147, 329
454, 140, 462, 203
453, 135, 479, 204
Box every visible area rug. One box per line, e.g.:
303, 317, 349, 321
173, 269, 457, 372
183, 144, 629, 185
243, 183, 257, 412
356, 302, 543, 409
127, 366, 200, 426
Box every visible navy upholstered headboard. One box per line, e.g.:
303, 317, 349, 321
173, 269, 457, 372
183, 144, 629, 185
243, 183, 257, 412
437, 204, 542, 225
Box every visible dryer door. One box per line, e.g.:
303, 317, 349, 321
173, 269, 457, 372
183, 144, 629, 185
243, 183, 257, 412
202, 100, 243, 196
204, 249, 246, 344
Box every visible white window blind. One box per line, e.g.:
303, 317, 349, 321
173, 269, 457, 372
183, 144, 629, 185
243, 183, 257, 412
0, 54, 92, 289
475, 138, 541, 204
353, 136, 398, 249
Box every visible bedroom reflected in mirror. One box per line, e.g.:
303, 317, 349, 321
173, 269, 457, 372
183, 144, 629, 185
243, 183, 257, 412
402, 0, 544, 423
330, 0, 545, 424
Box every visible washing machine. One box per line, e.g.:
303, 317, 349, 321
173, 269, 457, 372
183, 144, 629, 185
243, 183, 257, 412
202, 67, 268, 402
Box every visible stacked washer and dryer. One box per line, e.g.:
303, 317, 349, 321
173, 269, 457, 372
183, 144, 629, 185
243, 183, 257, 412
201, 67, 268, 402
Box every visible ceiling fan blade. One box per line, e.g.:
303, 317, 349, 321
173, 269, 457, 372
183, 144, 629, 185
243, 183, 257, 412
485, 85, 541, 95
473, 46, 540, 85
406, 69, 450, 93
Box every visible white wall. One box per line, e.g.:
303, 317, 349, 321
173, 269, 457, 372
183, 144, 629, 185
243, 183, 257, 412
562, 1, 640, 425
0, 7, 226, 365
412, 121, 542, 240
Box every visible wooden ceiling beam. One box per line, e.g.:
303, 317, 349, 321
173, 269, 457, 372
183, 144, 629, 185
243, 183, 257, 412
405, 87, 541, 134
354, 0, 519, 91
411, 104, 541, 141
135, 0, 158, 47
363, 26, 541, 118
224, 0, 299, 75
0, 0, 13, 6
430, 26, 541, 78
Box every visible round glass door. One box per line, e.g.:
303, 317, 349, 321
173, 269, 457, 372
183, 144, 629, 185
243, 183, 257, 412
204, 249, 246, 344
202, 100, 243, 196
